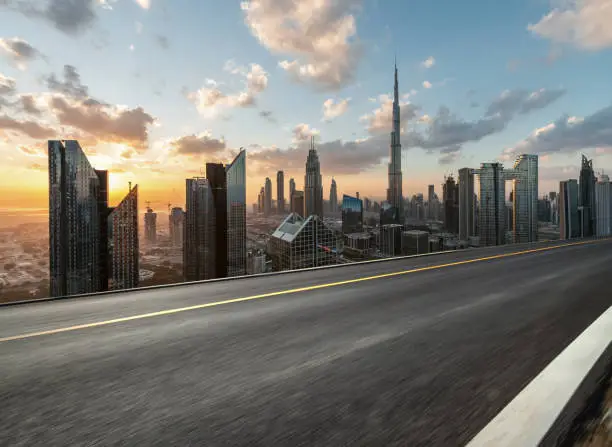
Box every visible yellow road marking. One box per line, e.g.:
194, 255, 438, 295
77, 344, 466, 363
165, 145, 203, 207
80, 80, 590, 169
0, 239, 604, 343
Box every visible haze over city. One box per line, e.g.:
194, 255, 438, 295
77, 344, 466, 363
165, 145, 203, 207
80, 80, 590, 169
1, 0, 611, 217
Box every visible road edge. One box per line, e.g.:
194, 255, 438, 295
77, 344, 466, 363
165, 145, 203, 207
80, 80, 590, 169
467, 306, 612, 447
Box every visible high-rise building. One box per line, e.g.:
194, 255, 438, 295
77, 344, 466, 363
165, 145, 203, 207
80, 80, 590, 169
510, 154, 539, 243
291, 190, 304, 216
207, 162, 228, 278
387, 61, 403, 221
304, 137, 323, 217
144, 207, 157, 244
276, 170, 285, 214
579, 155, 597, 237
169, 207, 184, 247
226, 149, 247, 277
289, 177, 296, 209
458, 168, 475, 241
443, 175, 459, 234
48, 140, 138, 297
478, 162, 506, 246
108, 184, 139, 291
559, 179, 580, 240
329, 179, 338, 213
49, 140, 105, 297
427, 185, 435, 219
258, 186, 265, 213
595, 174, 611, 237
342, 194, 363, 234
184, 178, 216, 281
268, 213, 338, 271
264, 177, 272, 216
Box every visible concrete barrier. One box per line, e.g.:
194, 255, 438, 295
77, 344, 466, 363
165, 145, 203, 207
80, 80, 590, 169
467, 306, 612, 446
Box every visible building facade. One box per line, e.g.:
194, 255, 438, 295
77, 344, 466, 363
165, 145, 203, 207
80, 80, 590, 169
579, 155, 597, 237
226, 150, 247, 277
144, 207, 157, 244
184, 178, 216, 281
511, 154, 539, 243
169, 207, 184, 248
387, 62, 404, 220
478, 162, 506, 246
595, 174, 611, 237
108, 184, 139, 291
559, 179, 580, 240
276, 170, 285, 214
207, 163, 228, 278
304, 137, 324, 217
342, 194, 363, 234
443, 176, 459, 234
264, 177, 272, 216
329, 178, 338, 213
458, 168, 475, 241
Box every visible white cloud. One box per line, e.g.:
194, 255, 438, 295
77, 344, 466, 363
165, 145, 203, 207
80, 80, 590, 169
360, 94, 419, 134
292, 123, 319, 143
421, 56, 435, 69
241, 0, 362, 90
134, 0, 151, 10
188, 63, 269, 118
528, 0, 612, 50
422, 80, 432, 89
322, 97, 350, 122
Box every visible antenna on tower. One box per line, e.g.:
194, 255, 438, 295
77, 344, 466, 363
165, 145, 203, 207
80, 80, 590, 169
128, 181, 132, 191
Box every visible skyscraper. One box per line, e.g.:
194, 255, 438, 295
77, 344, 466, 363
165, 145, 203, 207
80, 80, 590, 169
108, 184, 139, 291
292, 190, 304, 216
304, 137, 323, 217
427, 185, 435, 219
264, 177, 272, 216
342, 194, 363, 234
478, 162, 506, 246
330, 178, 338, 213
511, 154, 538, 243
207, 162, 228, 278
559, 179, 580, 240
595, 174, 611, 237
169, 207, 184, 247
579, 155, 597, 237
226, 149, 247, 277
184, 178, 216, 281
387, 61, 403, 221
144, 207, 157, 244
49, 140, 105, 297
277, 170, 285, 214
443, 175, 459, 234
458, 168, 475, 241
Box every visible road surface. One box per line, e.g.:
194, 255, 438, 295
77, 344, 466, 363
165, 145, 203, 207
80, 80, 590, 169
1, 239, 611, 446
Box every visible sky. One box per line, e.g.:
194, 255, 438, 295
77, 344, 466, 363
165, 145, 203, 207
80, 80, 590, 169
0, 0, 611, 212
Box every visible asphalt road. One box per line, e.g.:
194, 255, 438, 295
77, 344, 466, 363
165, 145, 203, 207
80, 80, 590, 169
1, 239, 611, 446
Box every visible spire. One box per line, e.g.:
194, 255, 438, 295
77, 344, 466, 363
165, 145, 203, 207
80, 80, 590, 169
394, 55, 399, 104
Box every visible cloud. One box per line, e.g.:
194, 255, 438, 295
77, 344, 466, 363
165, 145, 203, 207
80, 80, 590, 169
422, 80, 432, 89
169, 132, 227, 156
259, 110, 276, 123
134, 0, 150, 9
241, 0, 362, 90
408, 87, 566, 160
0, 115, 55, 139
360, 94, 419, 134
154, 34, 169, 49
421, 56, 435, 69
17, 143, 46, 157
28, 162, 46, 171
0, 73, 16, 96
0, 38, 43, 66
4, 0, 102, 35
19, 94, 43, 115
322, 97, 350, 122
438, 145, 462, 165
506, 104, 612, 156
292, 123, 319, 143
45, 64, 90, 99
188, 63, 269, 117
528, 0, 612, 51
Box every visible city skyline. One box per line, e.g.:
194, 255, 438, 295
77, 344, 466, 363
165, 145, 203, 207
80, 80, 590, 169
1, 0, 612, 212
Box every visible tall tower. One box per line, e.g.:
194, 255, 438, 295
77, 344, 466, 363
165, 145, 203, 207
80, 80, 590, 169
387, 60, 403, 221
264, 177, 272, 216
305, 136, 323, 217
579, 155, 597, 237
330, 178, 338, 213
277, 170, 285, 214
226, 149, 247, 277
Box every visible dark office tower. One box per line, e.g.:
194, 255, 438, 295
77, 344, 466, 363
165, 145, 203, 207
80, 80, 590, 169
342, 194, 363, 233
511, 154, 539, 243
169, 207, 184, 247
458, 168, 475, 241
329, 179, 338, 213
579, 155, 597, 237
292, 190, 305, 216
49, 140, 105, 298
96, 169, 110, 292
277, 170, 285, 214
560, 179, 580, 240
108, 184, 139, 291
207, 162, 228, 278
305, 136, 324, 217
289, 177, 296, 208
226, 149, 247, 277
184, 178, 216, 281
264, 177, 272, 216
443, 176, 459, 234
427, 185, 435, 219
387, 61, 404, 218
144, 207, 157, 244
478, 162, 506, 246
258, 186, 265, 213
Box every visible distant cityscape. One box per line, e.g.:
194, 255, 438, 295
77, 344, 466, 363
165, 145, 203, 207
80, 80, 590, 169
1, 64, 611, 303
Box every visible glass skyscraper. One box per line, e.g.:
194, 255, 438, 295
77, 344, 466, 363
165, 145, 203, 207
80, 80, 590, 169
342, 194, 363, 234
108, 185, 139, 291
579, 155, 597, 237
511, 154, 538, 243
226, 149, 247, 277
560, 179, 580, 240
184, 177, 216, 281
478, 162, 506, 247
49, 140, 104, 297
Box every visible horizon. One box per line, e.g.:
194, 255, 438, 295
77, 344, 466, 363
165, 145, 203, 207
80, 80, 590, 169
1, 0, 611, 210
